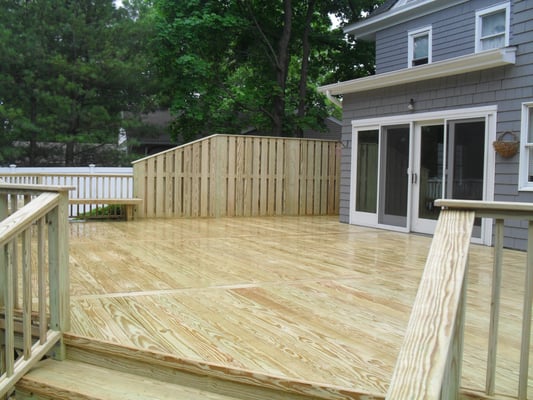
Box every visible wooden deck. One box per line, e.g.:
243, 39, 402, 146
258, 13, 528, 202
67, 216, 532, 398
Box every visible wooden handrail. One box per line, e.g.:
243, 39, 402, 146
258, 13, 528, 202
0, 184, 70, 397
389, 199, 533, 400
386, 209, 475, 399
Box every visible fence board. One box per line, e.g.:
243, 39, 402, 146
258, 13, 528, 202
132, 135, 339, 218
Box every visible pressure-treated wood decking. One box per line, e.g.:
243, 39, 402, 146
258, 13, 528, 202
67, 216, 532, 398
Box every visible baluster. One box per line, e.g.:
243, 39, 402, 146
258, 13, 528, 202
22, 228, 31, 360
5, 239, 15, 377
38, 217, 47, 344
486, 218, 504, 395
518, 221, 533, 400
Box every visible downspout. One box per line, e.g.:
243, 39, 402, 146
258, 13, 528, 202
325, 90, 343, 108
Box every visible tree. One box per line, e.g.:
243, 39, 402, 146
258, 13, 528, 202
153, 0, 384, 142
0, 0, 158, 166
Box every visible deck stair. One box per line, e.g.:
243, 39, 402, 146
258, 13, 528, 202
15, 334, 384, 400
13, 334, 511, 400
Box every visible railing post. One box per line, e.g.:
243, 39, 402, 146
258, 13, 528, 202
441, 258, 468, 400
47, 189, 70, 360
486, 218, 504, 395
518, 221, 533, 400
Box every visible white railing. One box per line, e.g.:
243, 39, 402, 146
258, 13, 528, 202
0, 184, 70, 397
387, 199, 533, 400
0, 167, 134, 219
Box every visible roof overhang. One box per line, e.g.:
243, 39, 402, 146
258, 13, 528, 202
318, 47, 516, 97
345, 0, 469, 40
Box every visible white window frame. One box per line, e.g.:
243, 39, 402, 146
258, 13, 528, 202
475, 2, 510, 53
408, 26, 432, 68
519, 102, 533, 191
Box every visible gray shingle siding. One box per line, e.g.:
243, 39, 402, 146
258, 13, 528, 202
375, 0, 508, 74
339, 0, 533, 250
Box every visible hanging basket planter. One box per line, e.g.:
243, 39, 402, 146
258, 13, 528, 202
493, 131, 519, 158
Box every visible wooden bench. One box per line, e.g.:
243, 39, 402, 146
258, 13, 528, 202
69, 198, 143, 221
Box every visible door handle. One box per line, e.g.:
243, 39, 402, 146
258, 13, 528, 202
412, 173, 418, 184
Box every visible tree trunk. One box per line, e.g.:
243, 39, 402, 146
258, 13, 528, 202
296, 0, 316, 138
272, 0, 292, 136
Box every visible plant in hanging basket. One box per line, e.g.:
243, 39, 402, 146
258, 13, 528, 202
493, 131, 519, 158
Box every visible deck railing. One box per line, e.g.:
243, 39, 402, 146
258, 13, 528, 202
0, 170, 134, 219
132, 134, 341, 218
387, 199, 533, 400
0, 184, 69, 397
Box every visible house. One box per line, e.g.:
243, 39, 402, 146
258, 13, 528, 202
318, 0, 533, 250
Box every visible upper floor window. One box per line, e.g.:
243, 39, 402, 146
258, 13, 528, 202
475, 3, 510, 52
519, 102, 533, 190
409, 26, 432, 67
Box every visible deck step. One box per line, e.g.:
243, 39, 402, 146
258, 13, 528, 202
16, 359, 240, 400
15, 334, 381, 400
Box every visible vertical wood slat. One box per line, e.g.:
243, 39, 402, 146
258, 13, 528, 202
38, 217, 47, 345
285, 140, 300, 215
486, 218, 504, 395
131, 135, 340, 218
165, 152, 174, 217
227, 136, 236, 217
243, 138, 253, 216
156, 150, 165, 217
201, 140, 210, 216
5, 239, 15, 377
22, 228, 32, 360
518, 221, 533, 400
251, 138, 260, 216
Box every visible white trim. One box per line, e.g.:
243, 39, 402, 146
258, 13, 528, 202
519, 102, 533, 191
351, 105, 498, 127
318, 47, 516, 96
350, 126, 380, 226
475, 2, 511, 53
349, 106, 497, 245
408, 26, 432, 68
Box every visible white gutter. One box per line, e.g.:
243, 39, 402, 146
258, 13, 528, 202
325, 90, 343, 107
318, 47, 516, 97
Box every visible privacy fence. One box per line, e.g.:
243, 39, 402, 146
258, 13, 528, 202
132, 135, 341, 218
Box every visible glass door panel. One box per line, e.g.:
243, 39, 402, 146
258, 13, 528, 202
447, 120, 485, 237
356, 130, 379, 213
379, 126, 410, 227
418, 125, 444, 221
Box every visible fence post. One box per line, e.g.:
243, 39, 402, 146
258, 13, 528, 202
48, 189, 70, 360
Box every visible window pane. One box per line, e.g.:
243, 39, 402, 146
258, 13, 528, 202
481, 35, 505, 51
482, 11, 506, 37
413, 34, 429, 59
528, 147, 533, 182
356, 130, 378, 213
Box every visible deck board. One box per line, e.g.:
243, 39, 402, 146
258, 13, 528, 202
67, 216, 532, 397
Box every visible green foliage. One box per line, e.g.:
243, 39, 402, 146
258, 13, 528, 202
153, 0, 384, 141
0, 0, 159, 166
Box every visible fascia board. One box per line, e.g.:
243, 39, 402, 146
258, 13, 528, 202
318, 47, 516, 96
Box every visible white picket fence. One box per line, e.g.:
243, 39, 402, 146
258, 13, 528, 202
0, 165, 134, 218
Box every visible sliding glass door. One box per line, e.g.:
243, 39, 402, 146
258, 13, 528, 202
353, 117, 487, 237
